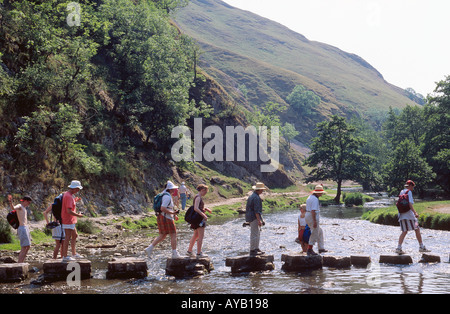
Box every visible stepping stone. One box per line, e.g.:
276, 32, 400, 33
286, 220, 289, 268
323, 256, 351, 268
166, 256, 214, 278
350, 255, 371, 267
0, 263, 29, 283
281, 254, 323, 272
106, 257, 148, 279
379, 255, 413, 265
225, 255, 274, 274
43, 259, 91, 282
418, 254, 441, 263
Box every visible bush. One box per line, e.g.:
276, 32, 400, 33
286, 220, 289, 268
343, 192, 364, 206
0, 218, 13, 244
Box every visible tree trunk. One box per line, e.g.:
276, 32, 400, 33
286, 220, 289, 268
334, 179, 342, 204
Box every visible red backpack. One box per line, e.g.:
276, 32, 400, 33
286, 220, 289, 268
396, 190, 411, 214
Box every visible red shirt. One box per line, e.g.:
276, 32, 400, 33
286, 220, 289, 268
61, 192, 77, 225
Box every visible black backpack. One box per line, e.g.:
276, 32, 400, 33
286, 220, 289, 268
6, 210, 19, 229
51, 193, 65, 223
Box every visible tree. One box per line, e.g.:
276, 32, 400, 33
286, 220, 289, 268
422, 75, 450, 195
281, 122, 299, 148
304, 115, 373, 203
286, 85, 320, 117
382, 139, 435, 196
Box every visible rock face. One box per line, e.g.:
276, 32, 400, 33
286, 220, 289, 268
0, 263, 29, 283
322, 256, 351, 269
165, 257, 214, 278
43, 259, 91, 282
225, 255, 275, 274
281, 254, 323, 272
379, 255, 413, 265
106, 257, 148, 279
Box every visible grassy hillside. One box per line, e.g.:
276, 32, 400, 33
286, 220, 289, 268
174, 0, 419, 140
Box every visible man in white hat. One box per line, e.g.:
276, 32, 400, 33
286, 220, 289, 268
246, 182, 267, 256
61, 180, 84, 262
305, 184, 327, 256
145, 181, 182, 259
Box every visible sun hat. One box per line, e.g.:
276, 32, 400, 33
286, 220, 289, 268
404, 180, 416, 187
252, 182, 267, 190
68, 180, 83, 190
311, 184, 326, 194
166, 180, 178, 190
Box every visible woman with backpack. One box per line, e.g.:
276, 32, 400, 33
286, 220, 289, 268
186, 184, 212, 258
145, 181, 182, 259
395, 180, 430, 254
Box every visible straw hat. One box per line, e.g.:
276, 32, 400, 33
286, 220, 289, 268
68, 180, 83, 190
311, 184, 326, 195
252, 182, 267, 191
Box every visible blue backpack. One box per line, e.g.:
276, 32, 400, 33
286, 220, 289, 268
153, 192, 170, 214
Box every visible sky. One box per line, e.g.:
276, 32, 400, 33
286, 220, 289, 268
222, 0, 450, 96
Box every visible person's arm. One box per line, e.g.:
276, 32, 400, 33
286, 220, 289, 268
66, 205, 83, 217
311, 210, 317, 228
7, 195, 14, 212
408, 191, 418, 217
43, 205, 52, 224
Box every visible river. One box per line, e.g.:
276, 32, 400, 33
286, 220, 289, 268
1, 197, 449, 294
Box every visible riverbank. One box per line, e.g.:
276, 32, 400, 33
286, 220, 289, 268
362, 200, 450, 231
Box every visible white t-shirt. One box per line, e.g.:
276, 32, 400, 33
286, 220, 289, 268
298, 215, 307, 227
179, 185, 187, 194
161, 191, 174, 220
306, 194, 320, 212
398, 189, 416, 221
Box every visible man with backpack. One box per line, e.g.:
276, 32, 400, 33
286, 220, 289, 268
145, 181, 182, 259
7, 195, 33, 263
395, 180, 430, 254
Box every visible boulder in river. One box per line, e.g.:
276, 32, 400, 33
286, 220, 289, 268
225, 255, 275, 274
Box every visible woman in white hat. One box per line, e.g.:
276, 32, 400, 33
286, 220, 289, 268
305, 184, 327, 256
145, 181, 182, 259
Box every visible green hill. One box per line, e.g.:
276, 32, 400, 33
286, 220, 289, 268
174, 0, 419, 139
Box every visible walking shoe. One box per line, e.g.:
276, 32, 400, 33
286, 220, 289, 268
395, 248, 405, 255
144, 245, 153, 258
419, 246, 431, 252
197, 252, 208, 258
62, 256, 76, 262
72, 254, 84, 259
250, 249, 265, 256
307, 249, 318, 256
172, 250, 181, 259
318, 249, 328, 253
186, 251, 195, 257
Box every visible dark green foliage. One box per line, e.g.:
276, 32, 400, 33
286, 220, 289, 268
0, 0, 209, 188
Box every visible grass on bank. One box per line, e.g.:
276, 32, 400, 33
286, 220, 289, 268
362, 200, 450, 231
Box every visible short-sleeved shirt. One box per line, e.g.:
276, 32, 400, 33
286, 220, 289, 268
61, 192, 77, 225
245, 192, 263, 222
398, 189, 416, 221
306, 194, 320, 212
161, 191, 174, 220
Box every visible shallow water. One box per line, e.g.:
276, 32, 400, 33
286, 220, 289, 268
1, 200, 449, 294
